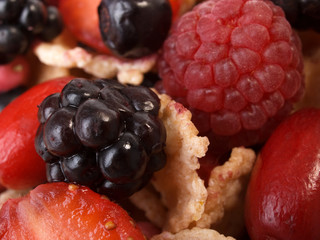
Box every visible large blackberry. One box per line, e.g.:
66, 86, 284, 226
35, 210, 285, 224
0, 0, 63, 64
35, 78, 167, 200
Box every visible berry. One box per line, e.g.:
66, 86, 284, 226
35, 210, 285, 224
19, 0, 47, 34
0, 25, 29, 64
35, 78, 167, 200
0, 76, 73, 189
0, 56, 29, 92
98, 0, 172, 58
158, 0, 304, 155
0, 0, 63, 65
58, 0, 111, 54
0, 0, 24, 22
0, 182, 146, 240
245, 108, 320, 240
271, 0, 320, 32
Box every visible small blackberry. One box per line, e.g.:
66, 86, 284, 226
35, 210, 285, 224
35, 78, 167, 200
0, 0, 63, 64
98, 0, 172, 58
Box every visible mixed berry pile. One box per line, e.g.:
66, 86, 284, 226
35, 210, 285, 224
0, 0, 320, 239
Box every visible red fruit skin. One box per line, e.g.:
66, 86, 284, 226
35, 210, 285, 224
59, 0, 110, 55
0, 76, 73, 190
0, 56, 30, 92
245, 108, 320, 240
0, 182, 145, 240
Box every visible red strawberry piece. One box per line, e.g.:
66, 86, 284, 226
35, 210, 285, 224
245, 108, 320, 240
0, 76, 73, 189
158, 0, 304, 154
0, 182, 146, 240
0, 56, 30, 92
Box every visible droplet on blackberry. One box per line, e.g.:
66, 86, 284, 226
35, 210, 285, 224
19, 0, 47, 34
39, 6, 63, 41
75, 99, 121, 149
120, 85, 160, 116
35, 78, 166, 200
0, 25, 29, 64
0, 0, 25, 22
98, 0, 172, 58
61, 151, 101, 187
37, 92, 60, 123
43, 107, 81, 156
99, 132, 148, 184
60, 78, 100, 107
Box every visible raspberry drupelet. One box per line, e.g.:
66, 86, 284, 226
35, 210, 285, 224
158, 0, 304, 155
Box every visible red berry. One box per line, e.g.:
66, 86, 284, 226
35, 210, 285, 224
245, 108, 320, 240
158, 0, 304, 153
0, 56, 30, 92
0, 182, 145, 240
0, 76, 73, 189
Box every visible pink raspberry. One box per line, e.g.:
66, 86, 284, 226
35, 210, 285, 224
158, 0, 304, 154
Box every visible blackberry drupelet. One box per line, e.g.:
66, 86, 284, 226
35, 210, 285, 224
35, 78, 167, 200
0, 0, 63, 64
271, 0, 320, 32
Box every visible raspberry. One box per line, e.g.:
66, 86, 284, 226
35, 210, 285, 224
158, 0, 304, 154
35, 78, 166, 200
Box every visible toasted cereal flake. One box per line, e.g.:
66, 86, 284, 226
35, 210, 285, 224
150, 94, 209, 233
130, 185, 168, 228
151, 227, 235, 240
0, 189, 30, 209
33, 30, 157, 86
196, 147, 256, 228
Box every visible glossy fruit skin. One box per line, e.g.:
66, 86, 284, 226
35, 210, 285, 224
0, 182, 145, 240
0, 76, 73, 189
58, 0, 110, 54
245, 108, 320, 240
98, 0, 172, 58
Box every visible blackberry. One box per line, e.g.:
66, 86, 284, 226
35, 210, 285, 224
271, 0, 320, 32
35, 78, 167, 200
0, 0, 63, 64
98, 0, 172, 58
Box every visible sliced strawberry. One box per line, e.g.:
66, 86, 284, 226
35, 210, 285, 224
0, 76, 73, 190
59, 0, 110, 55
0, 182, 145, 240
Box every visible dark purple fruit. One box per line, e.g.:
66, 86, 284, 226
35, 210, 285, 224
0, 25, 29, 64
35, 78, 167, 200
98, 0, 172, 58
0, 0, 25, 22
